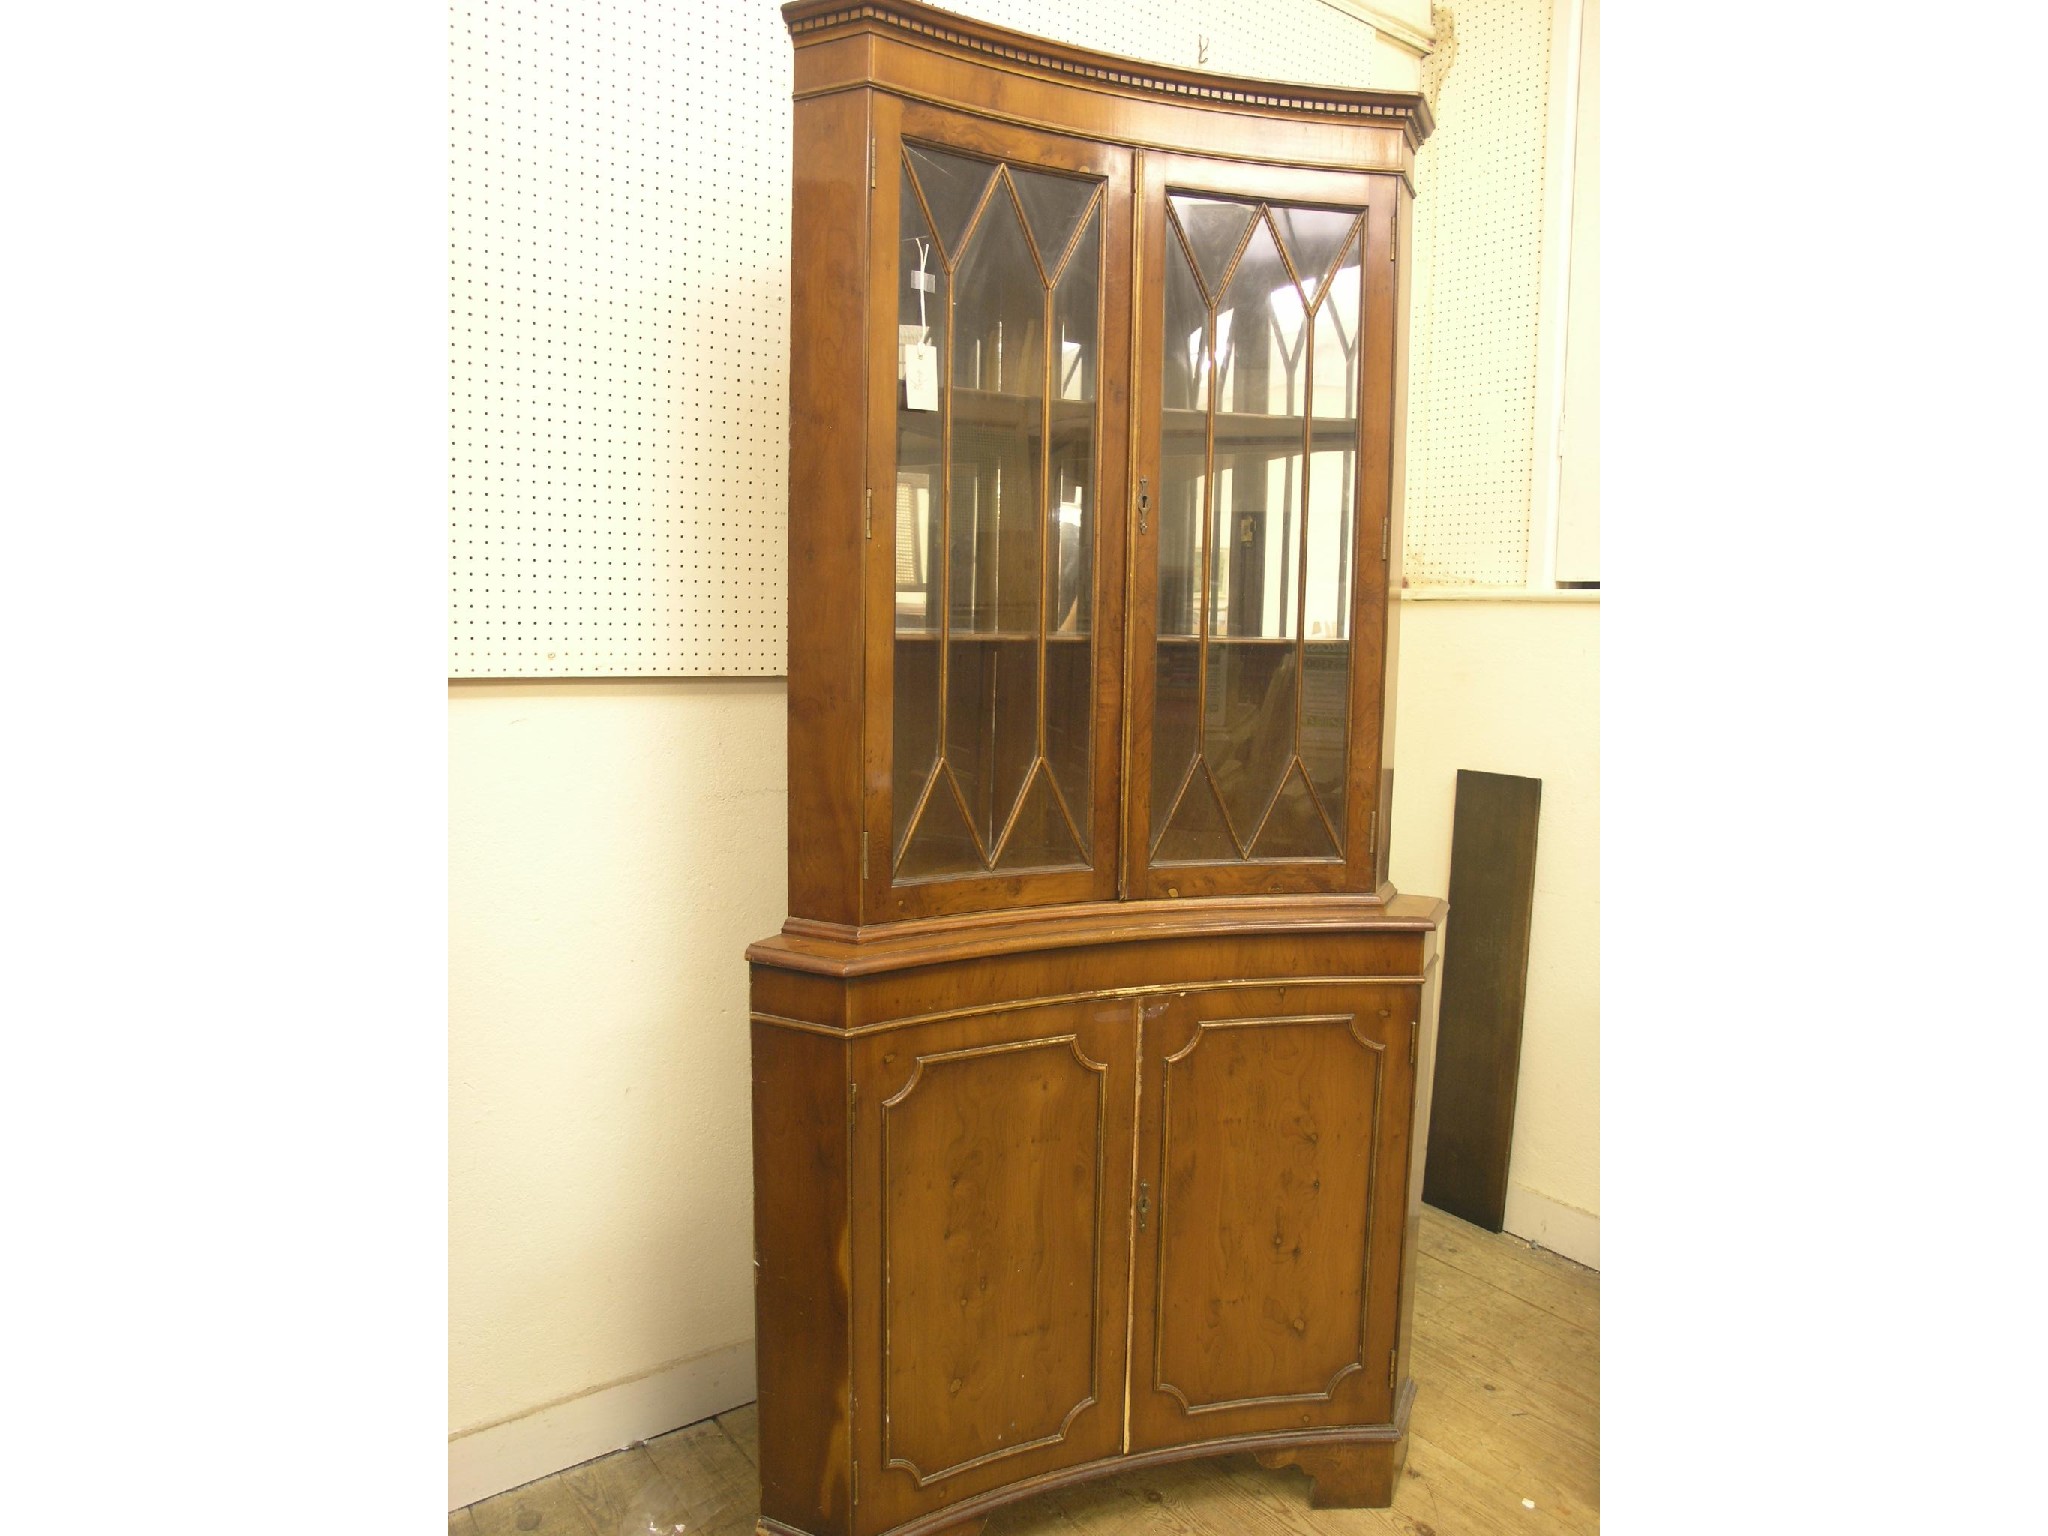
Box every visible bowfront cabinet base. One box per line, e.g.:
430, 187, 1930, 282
748, 898, 1443, 1536
1254, 1435, 1405, 1509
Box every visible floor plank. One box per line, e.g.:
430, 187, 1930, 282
469, 1470, 601, 1536
714, 1402, 758, 1467
557, 1445, 685, 1536
641, 1417, 758, 1536
1416, 1206, 1599, 1334
1414, 1252, 1599, 1402
456, 1209, 1598, 1535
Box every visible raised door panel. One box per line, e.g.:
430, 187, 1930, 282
1128, 153, 1400, 901
1130, 984, 1415, 1450
850, 997, 1134, 1534
863, 95, 1133, 925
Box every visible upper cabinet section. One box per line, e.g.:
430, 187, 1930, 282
780, 0, 1430, 932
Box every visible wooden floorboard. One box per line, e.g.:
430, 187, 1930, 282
455, 1206, 1597, 1534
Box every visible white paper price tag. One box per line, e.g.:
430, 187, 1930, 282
904, 343, 939, 411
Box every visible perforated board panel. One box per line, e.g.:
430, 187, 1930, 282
449, 0, 1380, 677
1403, 0, 1554, 586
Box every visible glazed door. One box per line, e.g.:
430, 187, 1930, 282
1128, 155, 1400, 899
848, 998, 1135, 1534
1128, 983, 1416, 1450
864, 96, 1133, 923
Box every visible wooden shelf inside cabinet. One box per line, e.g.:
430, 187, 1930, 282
756, 6, 1438, 1535
1163, 405, 1359, 449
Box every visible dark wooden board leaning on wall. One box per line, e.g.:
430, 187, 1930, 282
1423, 770, 1542, 1232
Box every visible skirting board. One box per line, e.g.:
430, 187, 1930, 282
449, 1338, 756, 1510
1502, 1183, 1600, 1269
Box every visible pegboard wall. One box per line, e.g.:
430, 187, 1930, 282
449, 0, 1381, 677
1403, 0, 1555, 587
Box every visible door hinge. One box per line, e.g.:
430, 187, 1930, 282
1388, 1348, 1399, 1388
1381, 516, 1390, 562
860, 828, 870, 879
1410, 1028, 1418, 1068
865, 486, 872, 539
1389, 206, 1398, 262
1368, 809, 1378, 864
851, 1454, 859, 1504
868, 136, 876, 190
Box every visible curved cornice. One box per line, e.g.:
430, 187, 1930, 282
783, 0, 1434, 146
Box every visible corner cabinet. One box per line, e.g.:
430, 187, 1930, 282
750, 7, 1444, 1535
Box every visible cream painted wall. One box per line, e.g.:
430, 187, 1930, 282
1389, 599, 1599, 1263
449, 679, 786, 1500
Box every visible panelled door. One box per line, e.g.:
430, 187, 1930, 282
1127, 155, 1400, 900
848, 997, 1136, 1534
863, 96, 1134, 924
1128, 983, 1417, 1450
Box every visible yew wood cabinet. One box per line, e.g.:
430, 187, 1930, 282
749, 7, 1443, 1535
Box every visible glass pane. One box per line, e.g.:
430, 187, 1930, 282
892, 641, 940, 861
905, 144, 996, 264
1203, 642, 1295, 845
1271, 207, 1360, 305
1210, 217, 1306, 641
1157, 234, 1207, 639
899, 768, 981, 880
1155, 763, 1237, 864
993, 766, 1085, 870
1169, 194, 1254, 298
896, 165, 945, 635
1012, 166, 1096, 277
1149, 192, 1370, 873
1048, 209, 1099, 638
1249, 763, 1340, 860
1305, 228, 1362, 643
1301, 642, 1349, 841
1045, 636, 1091, 857
1150, 639, 1200, 848
892, 166, 945, 866
949, 181, 1044, 636
945, 637, 1038, 862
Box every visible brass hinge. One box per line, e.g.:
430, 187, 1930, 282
1388, 1348, 1399, 1388
1368, 809, 1378, 864
1381, 516, 1390, 562
851, 1454, 859, 1504
868, 136, 876, 190
1389, 206, 1398, 262
865, 486, 872, 539
1410, 1029, 1418, 1068
860, 829, 869, 879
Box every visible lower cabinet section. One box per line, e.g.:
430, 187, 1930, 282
850, 999, 1133, 1533
749, 910, 1442, 1536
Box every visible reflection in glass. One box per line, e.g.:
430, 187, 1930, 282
1210, 219, 1305, 642
893, 167, 946, 867
1012, 165, 1096, 276
1151, 193, 1367, 869
1048, 209, 1099, 637
1270, 206, 1358, 302
1170, 194, 1255, 296
905, 144, 997, 262
892, 150, 1102, 883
